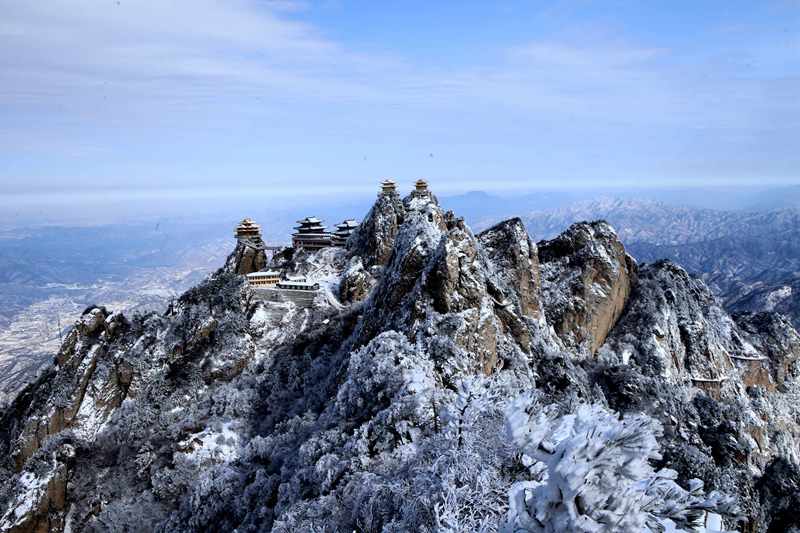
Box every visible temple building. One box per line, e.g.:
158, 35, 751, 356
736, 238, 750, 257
277, 275, 320, 291
292, 217, 331, 250
331, 219, 359, 247
248, 272, 319, 307
380, 179, 398, 196
415, 179, 429, 193
246, 270, 281, 287
235, 218, 263, 242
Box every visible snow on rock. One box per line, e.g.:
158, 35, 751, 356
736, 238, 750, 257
0, 444, 73, 533
478, 217, 543, 321
765, 286, 792, 311
348, 187, 406, 268
602, 260, 799, 395
539, 221, 636, 355
177, 421, 242, 465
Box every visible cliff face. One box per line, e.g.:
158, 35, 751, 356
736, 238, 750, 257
478, 217, 542, 321
539, 221, 636, 355
225, 239, 267, 275
348, 190, 406, 268
522, 199, 800, 330
350, 195, 537, 377
2, 193, 800, 532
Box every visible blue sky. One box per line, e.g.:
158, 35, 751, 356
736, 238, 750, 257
1, 0, 798, 196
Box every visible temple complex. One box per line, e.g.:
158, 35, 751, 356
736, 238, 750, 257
248, 272, 320, 307
238, 178, 437, 308
331, 219, 359, 247
292, 217, 331, 250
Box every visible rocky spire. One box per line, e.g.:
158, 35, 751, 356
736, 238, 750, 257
538, 220, 637, 355
478, 217, 543, 320
225, 217, 267, 275
350, 192, 546, 376
347, 179, 406, 268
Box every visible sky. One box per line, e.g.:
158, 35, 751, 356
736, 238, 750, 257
0, 0, 798, 198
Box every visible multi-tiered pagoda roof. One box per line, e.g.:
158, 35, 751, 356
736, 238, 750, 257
331, 219, 359, 247
380, 179, 397, 195
235, 217, 262, 240
292, 217, 331, 250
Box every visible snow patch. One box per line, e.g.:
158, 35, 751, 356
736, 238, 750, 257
178, 421, 242, 465
765, 286, 792, 311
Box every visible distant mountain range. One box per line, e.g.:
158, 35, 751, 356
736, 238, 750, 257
440, 184, 800, 225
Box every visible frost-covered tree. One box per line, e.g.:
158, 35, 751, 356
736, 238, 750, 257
429, 377, 513, 533
502, 397, 738, 533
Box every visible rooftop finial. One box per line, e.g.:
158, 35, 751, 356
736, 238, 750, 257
331, 219, 359, 247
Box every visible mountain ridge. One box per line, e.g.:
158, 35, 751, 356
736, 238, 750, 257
1, 190, 800, 532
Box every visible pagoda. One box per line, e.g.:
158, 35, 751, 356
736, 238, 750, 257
331, 219, 359, 247
380, 179, 398, 196
292, 217, 331, 250
235, 218, 262, 241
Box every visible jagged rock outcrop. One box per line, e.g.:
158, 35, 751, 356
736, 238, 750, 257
539, 220, 637, 355
347, 189, 406, 268
338, 258, 371, 303
3, 192, 800, 532
350, 194, 506, 376
348, 194, 557, 377
0, 442, 74, 533
595, 259, 800, 531
734, 311, 800, 389
338, 189, 407, 303
478, 217, 542, 320
3, 308, 130, 471
600, 260, 800, 395
225, 239, 267, 275
522, 199, 800, 330
602, 261, 737, 385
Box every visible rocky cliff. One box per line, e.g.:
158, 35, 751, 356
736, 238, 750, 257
521, 199, 800, 330
539, 221, 636, 355
225, 238, 267, 275
2, 193, 800, 532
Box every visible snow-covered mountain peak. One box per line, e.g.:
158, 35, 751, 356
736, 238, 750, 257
2, 197, 800, 532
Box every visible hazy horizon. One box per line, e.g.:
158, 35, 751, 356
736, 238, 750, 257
3, 182, 800, 229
